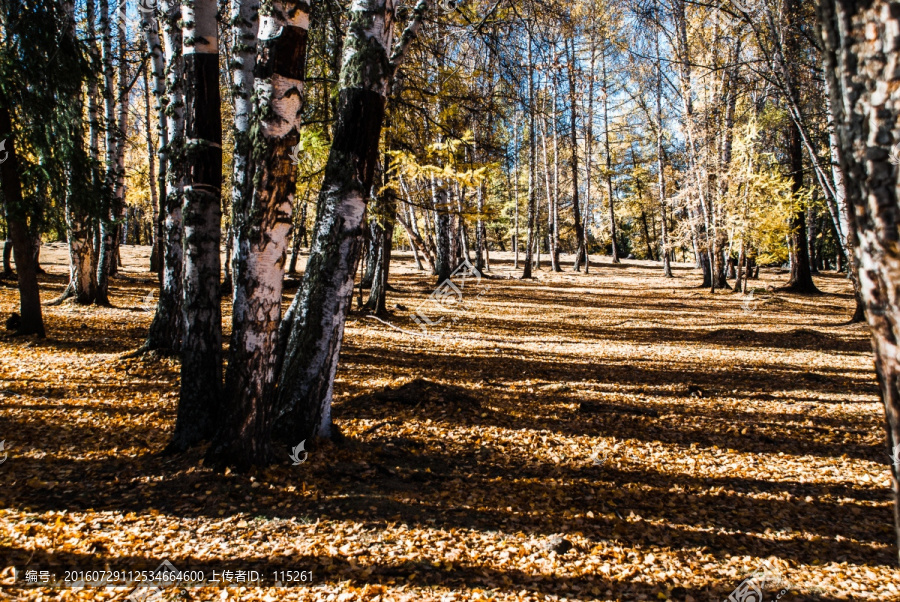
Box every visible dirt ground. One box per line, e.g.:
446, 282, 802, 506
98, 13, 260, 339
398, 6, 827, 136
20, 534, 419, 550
0, 243, 898, 601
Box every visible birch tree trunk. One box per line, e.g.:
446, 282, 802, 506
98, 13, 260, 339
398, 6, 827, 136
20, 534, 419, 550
818, 0, 900, 562
169, 0, 223, 451
143, 9, 167, 278
209, 0, 308, 467
109, 2, 129, 278
655, 9, 672, 278
143, 0, 185, 352
275, 0, 427, 443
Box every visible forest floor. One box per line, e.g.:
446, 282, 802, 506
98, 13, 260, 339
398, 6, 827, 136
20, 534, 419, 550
0, 243, 898, 601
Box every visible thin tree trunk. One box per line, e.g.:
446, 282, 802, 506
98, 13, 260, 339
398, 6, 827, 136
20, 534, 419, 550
288, 195, 309, 275
522, 35, 536, 279
144, 59, 161, 276
601, 46, 618, 263
656, 13, 672, 278
568, 38, 584, 271
550, 80, 560, 272
95, 0, 117, 306
169, 0, 223, 452
142, 0, 185, 352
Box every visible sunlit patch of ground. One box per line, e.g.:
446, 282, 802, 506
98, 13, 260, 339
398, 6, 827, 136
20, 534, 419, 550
0, 243, 897, 601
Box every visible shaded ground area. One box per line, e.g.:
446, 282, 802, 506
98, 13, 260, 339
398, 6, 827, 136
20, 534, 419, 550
0, 243, 897, 601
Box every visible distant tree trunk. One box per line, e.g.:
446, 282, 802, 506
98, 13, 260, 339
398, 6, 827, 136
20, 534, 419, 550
781, 0, 818, 294
366, 185, 394, 317
818, 0, 900, 563
274, 0, 427, 443
640, 212, 654, 260
807, 194, 819, 274
144, 58, 161, 276
550, 84, 560, 272
288, 198, 309, 275
142, 0, 185, 352
601, 47, 619, 264
567, 38, 584, 271
362, 219, 381, 288
432, 175, 452, 281
522, 35, 536, 279
397, 200, 433, 272
2, 241, 12, 277
655, 11, 672, 277
169, 0, 223, 452
141, 3, 169, 259
0, 92, 45, 336
512, 113, 520, 270
208, 0, 308, 468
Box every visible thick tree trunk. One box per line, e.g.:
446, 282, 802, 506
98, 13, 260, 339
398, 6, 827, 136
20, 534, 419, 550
209, 0, 307, 468
53, 0, 96, 306
0, 94, 45, 336
169, 0, 223, 451
275, 0, 426, 443
143, 0, 185, 352
818, 0, 900, 562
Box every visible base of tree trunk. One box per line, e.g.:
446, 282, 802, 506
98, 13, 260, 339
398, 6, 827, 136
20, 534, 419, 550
779, 279, 821, 295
